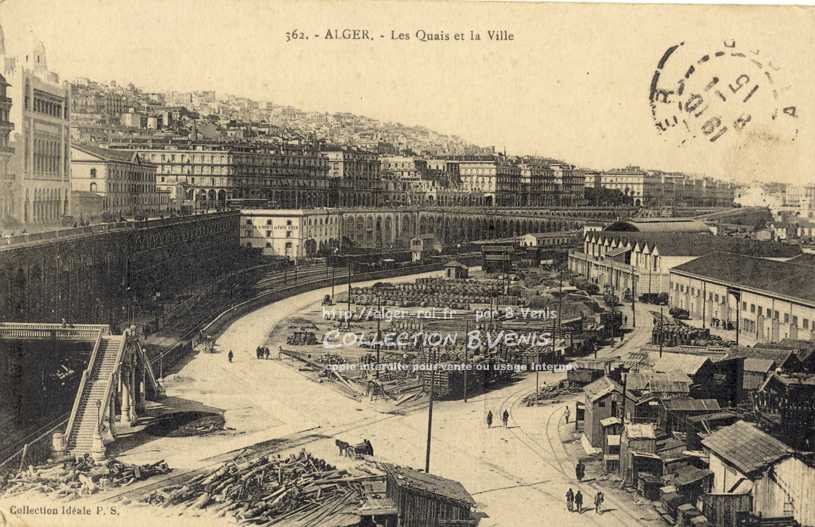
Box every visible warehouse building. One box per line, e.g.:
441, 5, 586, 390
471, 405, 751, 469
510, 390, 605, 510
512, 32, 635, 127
670, 252, 815, 344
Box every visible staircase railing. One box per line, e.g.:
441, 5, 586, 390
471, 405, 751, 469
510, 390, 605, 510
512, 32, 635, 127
65, 330, 103, 444
97, 334, 128, 437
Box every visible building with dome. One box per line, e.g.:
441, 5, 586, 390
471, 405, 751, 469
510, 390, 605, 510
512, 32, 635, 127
0, 26, 72, 226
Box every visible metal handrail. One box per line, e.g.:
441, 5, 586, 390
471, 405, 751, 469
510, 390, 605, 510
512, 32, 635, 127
64, 330, 103, 442
97, 334, 128, 435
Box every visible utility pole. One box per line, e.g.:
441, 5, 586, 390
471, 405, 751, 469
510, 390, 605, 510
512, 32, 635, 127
425, 346, 435, 474
659, 304, 664, 357
464, 319, 469, 403
347, 260, 352, 328
556, 266, 564, 342
331, 264, 336, 302
631, 273, 637, 328
376, 293, 382, 372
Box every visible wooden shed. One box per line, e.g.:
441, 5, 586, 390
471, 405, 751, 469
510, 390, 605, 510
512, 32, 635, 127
382, 464, 476, 527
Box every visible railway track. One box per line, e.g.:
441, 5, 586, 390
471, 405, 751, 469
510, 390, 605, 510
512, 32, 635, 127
497, 385, 660, 526
0, 263, 448, 471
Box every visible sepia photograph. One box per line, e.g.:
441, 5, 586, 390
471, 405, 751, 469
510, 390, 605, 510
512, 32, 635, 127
0, 0, 813, 526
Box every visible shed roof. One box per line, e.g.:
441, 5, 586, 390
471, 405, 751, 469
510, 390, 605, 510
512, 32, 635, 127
587, 231, 798, 258
673, 466, 714, 488
626, 423, 657, 439
73, 143, 142, 164
584, 376, 622, 402
604, 218, 710, 233
672, 252, 815, 305
652, 353, 711, 377
382, 464, 475, 506
701, 420, 792, 475
444, 260, 466, 268
600, 416, 622, 428
663, 398, 721, 412
743, 358, 776, 373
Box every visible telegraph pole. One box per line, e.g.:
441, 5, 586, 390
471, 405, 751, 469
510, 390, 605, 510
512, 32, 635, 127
464, 319, 469, 403
376, 293, 382, 369
425, 346, 435, 474
631, 273, 637, 328
331, 264, 336, 302
659, 304, 664, 357
346, 259, 352, 327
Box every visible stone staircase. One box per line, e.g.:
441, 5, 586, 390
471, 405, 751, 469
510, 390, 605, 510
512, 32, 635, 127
66, 335, 124, 457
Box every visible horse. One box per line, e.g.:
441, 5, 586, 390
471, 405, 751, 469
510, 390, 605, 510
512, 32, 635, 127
335, 439, 351, 456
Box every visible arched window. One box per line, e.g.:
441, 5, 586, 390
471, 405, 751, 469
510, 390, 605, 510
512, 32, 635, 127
90, 182, 97, 192
90, 168, 97, 178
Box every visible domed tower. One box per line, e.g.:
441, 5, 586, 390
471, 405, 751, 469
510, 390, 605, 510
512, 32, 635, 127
26, 31, 47, 72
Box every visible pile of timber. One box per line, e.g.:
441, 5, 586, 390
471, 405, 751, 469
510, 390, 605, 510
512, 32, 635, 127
523, 382, 581, 406
141, 450, 366, 526
0, 457, 171, 499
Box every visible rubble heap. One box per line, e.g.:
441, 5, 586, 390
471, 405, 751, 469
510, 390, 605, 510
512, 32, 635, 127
142, 450, 366, 525
0, 457, 172, 499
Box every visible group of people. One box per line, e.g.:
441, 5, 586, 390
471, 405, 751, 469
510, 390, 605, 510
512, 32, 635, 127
255, 346, 272, 359
565, 488, 604, 514
485, 409, 510, 428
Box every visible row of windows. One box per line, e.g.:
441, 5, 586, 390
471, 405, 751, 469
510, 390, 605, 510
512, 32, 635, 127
147, 152, 326, 167
675, 282, 815, 329
32, 96, 66, 119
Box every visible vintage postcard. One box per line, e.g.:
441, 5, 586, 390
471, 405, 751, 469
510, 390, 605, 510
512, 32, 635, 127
0, 1, 813, 526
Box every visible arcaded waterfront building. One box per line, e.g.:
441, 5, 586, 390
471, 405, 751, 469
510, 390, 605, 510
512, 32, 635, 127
323, 146, 380, 207
109, 141, 330, 208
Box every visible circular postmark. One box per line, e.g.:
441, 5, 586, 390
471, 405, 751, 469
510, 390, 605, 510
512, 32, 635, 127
649, 39, 799, 145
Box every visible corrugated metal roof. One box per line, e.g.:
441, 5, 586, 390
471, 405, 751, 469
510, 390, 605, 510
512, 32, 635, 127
664, 398, 721, 412
584, 376, 623, 402
701, 421, 791, 475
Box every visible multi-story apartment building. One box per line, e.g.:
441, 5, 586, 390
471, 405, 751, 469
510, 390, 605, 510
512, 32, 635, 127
322, 147, 380, 207
3, 33, 72, 225
71, 143, 171, 219
0, 72, 14, 222
108, 141, 330, 209
597, 166, 656, 207
458, 155, 522, 207
552, 164, 585, 207
379, 155, 427, 181
522, 161, 559, 207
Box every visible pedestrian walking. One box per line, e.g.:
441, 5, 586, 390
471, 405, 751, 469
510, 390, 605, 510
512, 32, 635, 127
575, 490, 583, 513
576, 461, 585, 481
228, 350, 234, 363
486, 410, 493, 428
565, 488, 574, 512
564, 405, 571, 423
502, 409, 510, 428
594, 491, 604, 514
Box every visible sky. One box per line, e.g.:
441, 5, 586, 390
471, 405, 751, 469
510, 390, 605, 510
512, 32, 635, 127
2, 0, 814, 184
